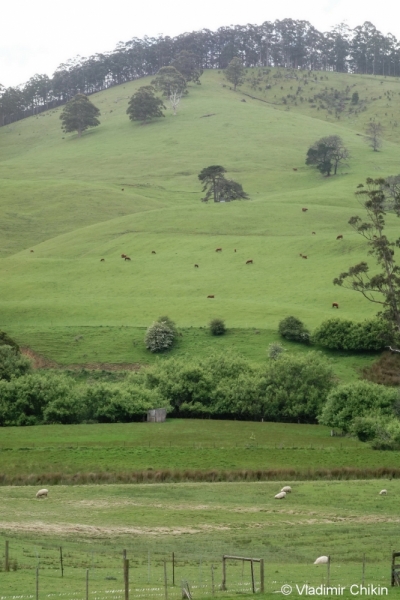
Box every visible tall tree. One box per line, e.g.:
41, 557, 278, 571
126, 86, 165, 123
334, 178, 400, 339
171, 50, 203, 83
306, 136, 349, 176
198, 166, 249, 202
59, 94, 100, 137
151, 67, 187, 115
365, 122, 384, 152
224, 57, 245, 90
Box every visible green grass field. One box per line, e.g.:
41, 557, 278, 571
1, 68, 400, 369
1, 479, 400, 598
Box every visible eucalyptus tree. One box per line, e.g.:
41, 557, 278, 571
224, 57, 245, 90
60, 94, 100, 137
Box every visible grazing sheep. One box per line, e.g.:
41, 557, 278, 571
281, 486, 292, 493
379, 489, 387, 495
314, 556, 329, 565
274, 492, 286, 499
36, 489, 48, 499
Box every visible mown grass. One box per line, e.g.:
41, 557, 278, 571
1, 69, 400, 368
0, 420, 399, 482
1, 480, 400, 598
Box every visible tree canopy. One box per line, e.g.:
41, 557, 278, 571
198, 166, 249, 202
59, 94, 100, 137
126, 86, 166, 123
224, 57, 245, 90
171, 51, 203, 84
306, 135, 349, 176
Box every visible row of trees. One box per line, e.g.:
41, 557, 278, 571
2, 19, 400, 125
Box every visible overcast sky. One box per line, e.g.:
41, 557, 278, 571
1, 0, 399, 88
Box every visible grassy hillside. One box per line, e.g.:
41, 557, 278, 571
1, 69, 400, 366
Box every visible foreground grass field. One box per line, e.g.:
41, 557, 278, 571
1, 69, 400, 367
1, 480, 400, 598
1, 420, 399, 483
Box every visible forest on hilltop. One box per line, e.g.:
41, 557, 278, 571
1, 19, 400, 125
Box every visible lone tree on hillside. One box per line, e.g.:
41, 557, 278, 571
334, 178, 400, 345
151, 67, 187, 115
171, 51, 203, 84
365, 122, 384, 151
59, 94, 100, 137
306, 135, 349, 176
224, 57, 245, 91
126, 86, 165, 124
198, 165, 249, 202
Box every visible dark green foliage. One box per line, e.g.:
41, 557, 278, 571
318, 380, 397, 432
59, 94, 100, 137
278, 316, 310, 343
0, 345, 31, 381
126, 86, 165, 123
171, 51, 203, 83
351, 91, 359, 104
306, 135, 349, 176
209, 318, 226, 336
145, 320, 175, 352
198, 165, 249, 202
351, 416, 379, 442
151, 67, 187, 97
0, 331, 19, 352
225, 58, 245, 90
313, 318, 392, 351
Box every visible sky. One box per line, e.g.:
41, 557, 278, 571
1, 0, 400, 88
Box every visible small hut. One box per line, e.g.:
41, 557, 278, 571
147, 408, 167, 423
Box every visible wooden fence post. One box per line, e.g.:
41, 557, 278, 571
59, 546, 64, 577
250, 559, 255, 593
222, 555, 227, 591
124, 559, 129, 600
5, 540, 9, 572
260, 559, 265, 593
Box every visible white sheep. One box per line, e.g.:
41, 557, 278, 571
281, 486, 292, 493
314, 556, 329, 565
36, 488, 49, 499
379, 489, 387, 495
274, 492, 286, 499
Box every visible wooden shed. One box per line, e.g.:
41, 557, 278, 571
147, 408, 167, 423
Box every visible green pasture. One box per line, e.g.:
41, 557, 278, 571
1, 480, 400, 598
0, 420, 399, 481
1, 69, 400, 365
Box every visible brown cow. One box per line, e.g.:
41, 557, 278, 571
121, 254, 127, 258
121, 188, 124, 191
312, 232, 316, 235
246, 259, 253, 264
293, 168, 298, 171
151, 251, 156, 254
207, 295, 215, 298
124, 256, 131, 261
302, 255, 308, 259
215, 248, 222, 252
299, 253, 303, 257
336, 235, 343, 240
234, 249, 237, 252
100, 258, 105, 262
30, 249, 34, 252
302, 208, 308, 212
332, 302, 339, 309
194, 264, 199, 268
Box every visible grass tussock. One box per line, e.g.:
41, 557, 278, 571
1, 466, 400, 486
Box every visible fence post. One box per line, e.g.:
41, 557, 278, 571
164, 559, 168, 600
5, 540, 9, 572
36, 567, 39, 600
60, 546, 64, 577
250, 559, 255, 593
86, 569, 89, 600
124, 558, 129, 600
260, 559, 265, 593
222, 555, 227, 591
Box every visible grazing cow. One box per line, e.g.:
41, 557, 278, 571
302, 207, 308, 212
30, 249, 34, 252
336, 234, 343, 240
124, 256, 131, 261
207, 295, 215, 298
121, 254, 127, 258
299, 253, 303, 257
312, 232, 316, 235
293, 168, 298, 171
332, 302, 339, 309
151, 251, 156, 254
100, 258, 105, 262
302, 255, 308, 259
194, 264, 199, 268
121, 188, 124, 191
246, 259, 253, 264
215, 248, 222, 252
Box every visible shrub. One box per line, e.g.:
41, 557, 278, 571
268, 342, 285, 360
145, 321, 175, 353
313, 318, 391, 351
209, 318, 226, 336
351, 416, 380, 442
157, 316, 177, 336
0, 345, 31, 381
319, 380, 397, 432
278, 316, 310, 343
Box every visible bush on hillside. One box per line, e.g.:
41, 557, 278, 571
278, 316, 310, 344
318, 380, 397, 432
0, 331, 19, 352
268, 342, 285, 360
0, 345, 31, 382
209, 318, 226, 336
313, 318, 392, 351
145, 321, 175, 353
